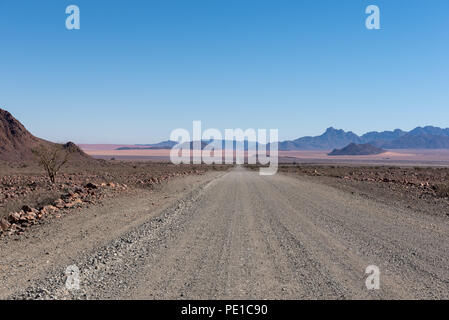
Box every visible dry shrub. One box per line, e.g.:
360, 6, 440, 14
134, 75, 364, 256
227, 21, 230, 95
434, 183, 449, 198
32, 144, 70, 183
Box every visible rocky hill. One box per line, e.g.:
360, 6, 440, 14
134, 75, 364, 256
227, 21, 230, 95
0, 108, 91, 162
0, 108, 42, 161
328, 143, 386, 156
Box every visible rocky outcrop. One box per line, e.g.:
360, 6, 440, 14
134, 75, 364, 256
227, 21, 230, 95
328, 143, 386, 156
0, 108, 93, 162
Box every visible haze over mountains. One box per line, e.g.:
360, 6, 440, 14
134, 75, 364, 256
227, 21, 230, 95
118, 140, 260, 150
117, 126, 449, 151
3, 107, 449, 158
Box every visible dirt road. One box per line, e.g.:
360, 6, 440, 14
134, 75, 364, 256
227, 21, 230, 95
2, 167, 449, 299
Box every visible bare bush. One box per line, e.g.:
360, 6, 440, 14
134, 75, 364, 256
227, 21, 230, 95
32, 144, 70, 183
434, 183, 449, 198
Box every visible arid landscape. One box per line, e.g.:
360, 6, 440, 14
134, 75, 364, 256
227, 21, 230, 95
81, 145, 449, 166
0, 109, 226, 233
2, 165, 449, 299
2, 0, 449, 311
1, 108, 449, 300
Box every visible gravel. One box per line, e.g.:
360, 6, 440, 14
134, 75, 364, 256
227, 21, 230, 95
3, 167, 449, 299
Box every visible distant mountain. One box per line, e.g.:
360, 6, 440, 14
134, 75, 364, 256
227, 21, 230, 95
0, 108, 92, 162
360, 129, 407, 143
179, 140, 262, 150
328, 143, 385, 156
118, 140, 262, 150
115, 125, 449, 151
278, 127, 361, 151
279, 126, 449, 150
407, 126, 449, 137
372, 133, 449, 149
118, 140, 177, 150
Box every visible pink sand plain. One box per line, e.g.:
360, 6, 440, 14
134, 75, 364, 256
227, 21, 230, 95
80, 145, 449, 163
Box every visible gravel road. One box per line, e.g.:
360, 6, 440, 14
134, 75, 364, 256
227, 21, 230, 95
3, 167, 449, 299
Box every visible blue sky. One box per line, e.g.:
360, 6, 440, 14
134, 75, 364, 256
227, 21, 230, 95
0, 0, 448, 144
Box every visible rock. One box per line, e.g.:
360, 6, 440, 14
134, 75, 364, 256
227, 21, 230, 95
85, 182, 98, 189
0, 218, 11, 231
54, 199, 65, 209
65, 198, 83, 208
42, 205, 58, 213
74, 187, 84, 193
9, 212, 21, 223
107, 182, 116, 188
21, 205, 33, 212
24, 212, 37, 220
61, 193, 73, 201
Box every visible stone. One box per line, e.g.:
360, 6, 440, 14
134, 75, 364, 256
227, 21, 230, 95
9, 212, 21, 223
24, 212, 37, 220
65, 198, 83, 208
43, 205, 58, 212
85, 182, 98, 189
21, 205, 33, 212
54, 199, 65, 209
0, 218, 11, 231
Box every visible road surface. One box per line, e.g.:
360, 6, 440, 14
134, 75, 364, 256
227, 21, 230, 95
3, 167, 449, 299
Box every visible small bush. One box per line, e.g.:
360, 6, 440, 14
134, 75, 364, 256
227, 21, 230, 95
32, 144, 70, 183
434, 183, 449, 198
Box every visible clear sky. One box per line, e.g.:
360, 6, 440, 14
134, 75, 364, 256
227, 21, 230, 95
0, 0, 448, 144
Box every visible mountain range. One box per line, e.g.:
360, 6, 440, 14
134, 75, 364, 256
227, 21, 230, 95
119, 126, 449, 151
277, 126, 449, 150
3, 107, 449, 159
118, 140, 260, 150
